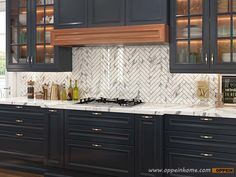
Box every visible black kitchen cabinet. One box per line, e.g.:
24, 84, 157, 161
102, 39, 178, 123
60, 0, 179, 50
55, 0, 88, 29
166, 148, 236, 177
88, 0, 125, 27
126, 0, 169, 25
46, 109, 64, 168
135, 115, 163, 177
65, 110, 135, 177
6, 0, 72, 72
170, 0, 236, 73
0, 105, 46, 173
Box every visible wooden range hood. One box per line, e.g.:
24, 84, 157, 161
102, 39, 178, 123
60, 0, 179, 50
51, 24, 169, 46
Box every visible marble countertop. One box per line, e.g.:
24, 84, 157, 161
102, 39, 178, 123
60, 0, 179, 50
0, 97, 236, 118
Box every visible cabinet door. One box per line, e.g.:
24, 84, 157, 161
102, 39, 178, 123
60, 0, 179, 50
210, 0, 236, 73
126, 0, 168, 25
55, 0, 88, 28
170, 0, 210, 73
65, 140, 134, 177
135, 115, 163, 177
88, 0, 125, 27
46, 109, 64, 167
166, 148, 236, 177
6, 0, 31, 71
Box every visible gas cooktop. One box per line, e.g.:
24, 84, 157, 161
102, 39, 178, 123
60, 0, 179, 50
76, 97, 143, 107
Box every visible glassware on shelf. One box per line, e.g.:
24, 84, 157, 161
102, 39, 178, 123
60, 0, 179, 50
218, 39, 231, 63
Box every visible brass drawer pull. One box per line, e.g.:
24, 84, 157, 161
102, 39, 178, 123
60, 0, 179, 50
16, 106, 23, 109
200, 153, 213, 157
200, 135, 213, 139
49, 109, 57, 113
16, 119, 23, 123
92, 112, 102, 116
92, 144, 102, 148
200, 118, 213, 121
142, 115, 153, 119
16, 133, 24, 137
92, 128, 102, 132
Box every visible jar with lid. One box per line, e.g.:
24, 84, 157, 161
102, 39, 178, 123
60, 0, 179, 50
27, 80, 35, 99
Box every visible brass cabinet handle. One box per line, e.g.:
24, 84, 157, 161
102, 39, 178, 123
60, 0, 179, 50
92, 112, 102, 116
92, 128, 102, 132
205, 54, 208, 64
48, 109, 57, 113
16, 133, 24, 137
142, 115, 153, 119
16, 106, 23, 109
16, 119, 23, 123
200, 153, 213, 157
200, 135, 213, 139
200, 118, 213, 121
92, 144, 102, 148
211, 54, 214, 64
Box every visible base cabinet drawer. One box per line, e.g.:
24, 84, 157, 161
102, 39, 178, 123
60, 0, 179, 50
65, 140, 134, 177
166, 148, 236, 177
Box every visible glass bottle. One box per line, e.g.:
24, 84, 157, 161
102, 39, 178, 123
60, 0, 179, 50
73, 80, 79, 101
67, 79, 73, 101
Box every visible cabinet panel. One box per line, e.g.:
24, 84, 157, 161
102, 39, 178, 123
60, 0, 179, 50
88, 0, 125, 27
135, 115, 163, 177
126, 0, 168, 25
166, 148, 236, 177
55, 0, 88, 28
170, 0, 210, 73
65, 140, 134, 177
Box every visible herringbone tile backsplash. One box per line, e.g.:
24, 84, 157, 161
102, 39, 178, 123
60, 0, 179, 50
16, 45, 218, 105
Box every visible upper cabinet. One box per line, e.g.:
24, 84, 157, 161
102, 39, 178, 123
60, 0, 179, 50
88, 0, 125, 27
55, 0, 88, 29
126, 0, 169, 25
6, 0, 72, 72
170, 0, 236, 73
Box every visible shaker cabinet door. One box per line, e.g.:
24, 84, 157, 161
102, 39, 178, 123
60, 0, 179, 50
126, 0, 168, 25
88, 0, 125, 27
55, 0, 88, 28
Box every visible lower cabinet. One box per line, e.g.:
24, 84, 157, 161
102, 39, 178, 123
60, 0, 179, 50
166, 148, 236, 177
135, 115, 163, 177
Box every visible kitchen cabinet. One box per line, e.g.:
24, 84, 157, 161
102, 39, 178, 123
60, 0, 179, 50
165, 115, 236, 176
126, 0, 169, 25
135, 115, 163, 177
65, 110, 135, 177
6, 0, 72, 72
88, 0, 125, 27
46, 109, 64, 168
170, 0, 236, 73
0, 105, 46, 173
55, 0, 88, 29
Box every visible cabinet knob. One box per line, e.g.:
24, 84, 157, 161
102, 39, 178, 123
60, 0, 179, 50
16, 119, 23, 123
16, 133, 24, 137
200, 118, 213, 121
200, 153, 213, 157
200, 135, 213, 139
92, 112, 102, 116
16, 106, 23, 109
92, 128, 102, 133
92, 144, 102, 148
205, 54, 208, 64
142, 115, 153, 119
211, 54, 214, 64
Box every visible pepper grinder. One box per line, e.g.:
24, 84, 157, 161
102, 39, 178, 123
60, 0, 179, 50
27, 80, 35, 99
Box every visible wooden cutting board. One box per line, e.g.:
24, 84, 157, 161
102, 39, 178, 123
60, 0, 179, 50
0, 169, 42, 177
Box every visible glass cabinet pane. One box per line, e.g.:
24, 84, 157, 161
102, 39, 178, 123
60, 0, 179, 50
233, 40, 236, 62
218, 40, 231, 63
177, 41, 189, 64
218, 0, 230, 13
190, 40, 202, 64
190, 0, 202, 14
36, 45, 45, 64
190, 17, 202, 38
177, 0, 188, 16
177, 17, 188, 39
218, 15, 231, 37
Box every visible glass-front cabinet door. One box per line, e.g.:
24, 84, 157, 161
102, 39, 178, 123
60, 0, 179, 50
7, 0, 31, 71
211, 0, 236, 72
170, 0, 210, 73
32, 0, 55, 70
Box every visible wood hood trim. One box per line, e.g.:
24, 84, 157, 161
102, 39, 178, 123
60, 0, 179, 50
51, 24, 169, 46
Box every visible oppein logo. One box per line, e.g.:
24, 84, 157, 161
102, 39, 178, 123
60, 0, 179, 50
212, 168, 234, 174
